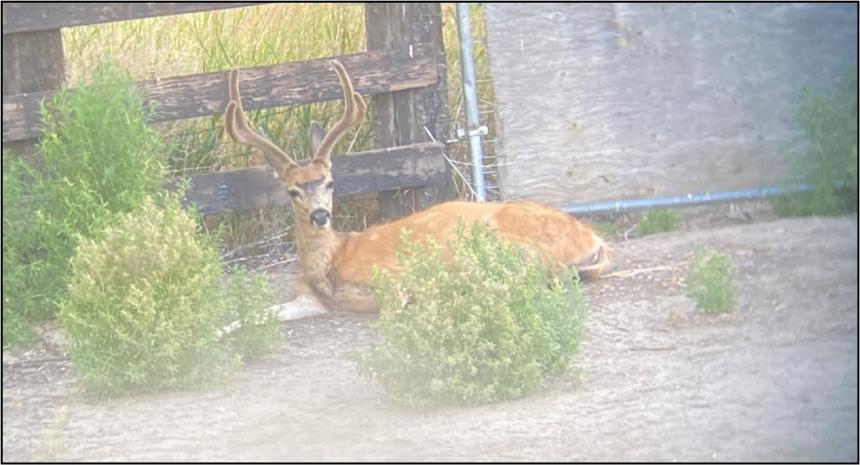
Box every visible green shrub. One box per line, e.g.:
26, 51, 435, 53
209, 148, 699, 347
637, 209, 681, 236
58, 195, 276, 395
776, 70, 858, 216
685, 248, 736, 313
2, 62, 166, 343
2, 153, 43, 345
356, 222, 586, 407
221, 268, 279, 362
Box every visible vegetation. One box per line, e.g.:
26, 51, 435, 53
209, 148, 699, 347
2, 63, 166, 346
591, 221, 618, 239
2, 152, 41, 345
220, 268, 280, 362
775, 70, 858, 216
685, 248, 736, 313
356, 222, 586, 407
637, 209, 681, 236
4, 60, 279, 378
58, 195, 277, 395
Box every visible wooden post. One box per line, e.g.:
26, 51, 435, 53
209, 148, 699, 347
2, 29, 65, 154
365, 2, 453, 219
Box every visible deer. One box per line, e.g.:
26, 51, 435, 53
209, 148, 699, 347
223, 60, 612, 321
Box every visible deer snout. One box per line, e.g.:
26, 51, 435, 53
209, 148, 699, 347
310, 209, 331, 227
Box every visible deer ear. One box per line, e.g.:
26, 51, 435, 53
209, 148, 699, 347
308, 121, 326, 158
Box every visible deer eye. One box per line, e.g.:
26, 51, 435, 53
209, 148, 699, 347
288, 189, 301, 199
325, 181, 334, 190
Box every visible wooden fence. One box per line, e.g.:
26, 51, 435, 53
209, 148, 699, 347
2, 2, 451, 218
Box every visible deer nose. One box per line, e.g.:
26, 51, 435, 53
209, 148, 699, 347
309, 209, 331, 227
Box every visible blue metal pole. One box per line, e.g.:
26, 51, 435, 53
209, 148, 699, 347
456, 3, 487, 201
561, 184, 813, 215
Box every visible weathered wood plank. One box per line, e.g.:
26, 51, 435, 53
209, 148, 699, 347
2, 31, 65, 95
365, 3, 453, 219
2, 3, 260, 34
174, 142, 446, 215
2, 44, 438, 142
2, 29, 65, 155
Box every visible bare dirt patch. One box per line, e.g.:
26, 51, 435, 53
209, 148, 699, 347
3, 215, 857, 462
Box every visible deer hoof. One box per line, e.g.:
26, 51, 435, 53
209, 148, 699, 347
270, 294, 329, 321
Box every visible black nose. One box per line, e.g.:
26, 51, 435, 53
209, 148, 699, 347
309, 209, 331, 227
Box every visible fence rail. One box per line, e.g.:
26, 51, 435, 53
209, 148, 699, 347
1, 2, 258, 34
179, 142, 446, 215
3, 44, 438, 142
1, 2, 451, 217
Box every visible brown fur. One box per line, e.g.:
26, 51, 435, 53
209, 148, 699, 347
225, 61, 612, 313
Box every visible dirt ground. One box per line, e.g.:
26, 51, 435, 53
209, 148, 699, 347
3, 212, 857, 462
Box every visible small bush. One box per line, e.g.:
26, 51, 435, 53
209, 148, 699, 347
58, 195, 275, 395
775, 70, 858, 216
637, 209, 681, 236
356, 222, 586, 407
221, 268, 279, 362
2, 62, 165, 344
685, 248, 736, 313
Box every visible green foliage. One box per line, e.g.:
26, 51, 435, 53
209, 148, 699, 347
58, 195, 228, 394
58, 195, 276, 395
776, 71, 858, 216
221, 268, 279, 362
591, 221, 618, 239
2, 153, 42, 345
685, 248, 736, 314
357, 222, 586, 407
637, 209, 681, 236
2, 63, 166, 346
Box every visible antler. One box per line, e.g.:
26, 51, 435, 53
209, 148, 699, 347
313, 60, 367, 165
224, 69, 299, 172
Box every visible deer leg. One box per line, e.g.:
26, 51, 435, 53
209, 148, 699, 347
332, 283, 378, 313
267, 276, 330, 321
218, 276, 328, 337
269, 294, 329, 321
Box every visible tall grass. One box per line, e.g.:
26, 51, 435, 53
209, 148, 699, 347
60, 4, 497, 255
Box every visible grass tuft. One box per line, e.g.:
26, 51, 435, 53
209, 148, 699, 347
685, 248, 736, 313
637, 209, 681, 236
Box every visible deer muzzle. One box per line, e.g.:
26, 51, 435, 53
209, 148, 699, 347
310, 209, 331, 227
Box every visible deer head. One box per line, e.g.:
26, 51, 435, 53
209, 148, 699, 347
224, 60, 366, 229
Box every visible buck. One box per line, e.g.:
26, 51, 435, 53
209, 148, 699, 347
224, 60, 612, 321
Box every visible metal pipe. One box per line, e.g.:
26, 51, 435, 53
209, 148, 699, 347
456, 3, 487, 201
561, 184, 813, 215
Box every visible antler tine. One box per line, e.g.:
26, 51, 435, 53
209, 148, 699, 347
224, 69, 298, 171
350, 91, 367, 128
314, 60, 365, 162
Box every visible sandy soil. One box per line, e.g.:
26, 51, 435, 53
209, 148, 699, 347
2, 215, 857, 462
